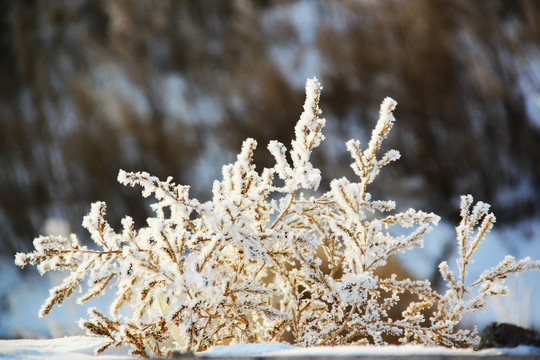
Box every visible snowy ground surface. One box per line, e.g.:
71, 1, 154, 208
1, 336, 539, 359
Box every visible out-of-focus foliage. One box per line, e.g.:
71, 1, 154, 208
318, 0, 540, 220
1, 0, 540, 256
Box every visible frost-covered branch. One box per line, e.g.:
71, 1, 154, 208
15, 77, 540, 357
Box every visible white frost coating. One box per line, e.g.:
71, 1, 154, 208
367, 97, 397, 158
156, 291, 185, 349
289, 77, 325, 191
15, 78, 540, 356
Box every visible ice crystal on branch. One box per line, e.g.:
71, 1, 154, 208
15, 78, 540, 357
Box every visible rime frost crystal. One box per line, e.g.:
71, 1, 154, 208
15, 78, 540, 357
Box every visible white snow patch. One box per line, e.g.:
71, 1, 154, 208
205, 343, 540, 357
201, 343, 296, 357
0, 336, 132, 360
160, 73, 223, 127
1, 337, 539, 359
41, 218, 71, 238
91, 63, 151, 124
518, 57, 540, 130
263, 1, 323, 88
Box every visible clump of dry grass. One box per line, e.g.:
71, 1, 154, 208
16, 78, 540, 357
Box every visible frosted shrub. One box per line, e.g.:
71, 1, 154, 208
16, 78, 540, 357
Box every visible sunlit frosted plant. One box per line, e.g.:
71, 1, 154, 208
16, 78, 540, 357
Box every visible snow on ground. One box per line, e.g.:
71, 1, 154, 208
0, 336, 132, 360
1, 336, 539, 359
203, 343, 540, 357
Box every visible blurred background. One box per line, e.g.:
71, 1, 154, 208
1, 0, 540, 339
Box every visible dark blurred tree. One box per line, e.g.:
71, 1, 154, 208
1, 0, 540, 256
318, 0, 540, 221
0, 0, 298, 254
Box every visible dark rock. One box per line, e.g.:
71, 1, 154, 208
170, 350, 195, 358
478, 322, 540, 350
